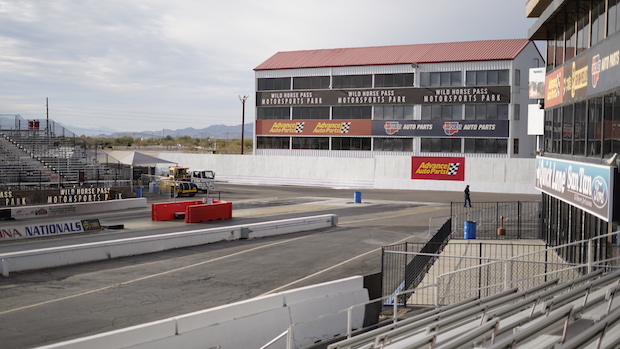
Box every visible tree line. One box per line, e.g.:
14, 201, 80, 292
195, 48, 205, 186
77, 135, 253, 154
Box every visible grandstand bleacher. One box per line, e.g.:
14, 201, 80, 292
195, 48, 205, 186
0, 114, 129, 190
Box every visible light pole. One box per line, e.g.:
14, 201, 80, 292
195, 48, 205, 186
238, 95, 249, 154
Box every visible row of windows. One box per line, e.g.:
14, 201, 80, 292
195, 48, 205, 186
546, 0, 619, 69
465, 70, 511, 86
544, 90, 620, 157
420, 138, 509, 153
258, 104, 511, 121
256, 136, 510, 153
258, 70, 512, 91
258, 74, 415, 91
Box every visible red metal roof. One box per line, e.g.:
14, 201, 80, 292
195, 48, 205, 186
254, 39, 531, 71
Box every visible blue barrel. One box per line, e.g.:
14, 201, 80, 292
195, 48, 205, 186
135, 187, 143, 198
464, 221, 477, 239
354, 191, 362, 203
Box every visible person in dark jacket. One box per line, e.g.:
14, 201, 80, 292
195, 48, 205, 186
464, 185, 472, 207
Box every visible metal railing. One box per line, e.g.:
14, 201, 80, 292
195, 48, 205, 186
259, 232, 620, 349
383, 232, 620, 307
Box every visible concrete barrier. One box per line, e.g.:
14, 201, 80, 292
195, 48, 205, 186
9, 198, 147, 220
38, 276, 368, 349
0, 214, 337, 276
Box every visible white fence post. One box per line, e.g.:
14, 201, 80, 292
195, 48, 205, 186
587, 240, 594, 274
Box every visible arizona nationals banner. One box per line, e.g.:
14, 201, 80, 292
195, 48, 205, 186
411, 156, 465, 181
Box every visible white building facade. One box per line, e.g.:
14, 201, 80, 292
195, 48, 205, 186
245, 40, 543, 192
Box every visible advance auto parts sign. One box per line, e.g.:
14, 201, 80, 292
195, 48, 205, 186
256, 120, 371, 135
535, 156, 613, 221
412, 156, 465, 181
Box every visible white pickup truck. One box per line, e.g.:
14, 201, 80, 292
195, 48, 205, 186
190, 169, 215, 193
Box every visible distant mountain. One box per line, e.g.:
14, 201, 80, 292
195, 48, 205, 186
63, 123, 254, 139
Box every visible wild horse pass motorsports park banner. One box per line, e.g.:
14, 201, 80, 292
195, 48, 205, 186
411, 156, 465, 181
535, 156, 613, 221
256, 86, 511, 106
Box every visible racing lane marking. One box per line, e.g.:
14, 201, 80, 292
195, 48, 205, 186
0, 235, 310, 316
338, 205, 448, 225
259, 234, 416, 296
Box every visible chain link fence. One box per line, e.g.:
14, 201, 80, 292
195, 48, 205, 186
450, 201, 542, 239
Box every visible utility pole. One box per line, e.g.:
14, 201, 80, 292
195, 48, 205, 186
46, 97, 49, 135
238, 95, 249, 154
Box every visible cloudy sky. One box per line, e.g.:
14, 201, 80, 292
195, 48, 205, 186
0, 0, 538, 135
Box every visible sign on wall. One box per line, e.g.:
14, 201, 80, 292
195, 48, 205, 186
0, 219, 86, 241
373, 120, 509, 138
411, 156, 465, 181
543, 32, 620, 108
535, 156, 613, 221
256, 119, 509, 138
256, 120, 371, 136
256, 86, 511, 106
529, 67, 546, 99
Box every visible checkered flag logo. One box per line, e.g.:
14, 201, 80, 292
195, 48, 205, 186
447, 163, 460, 175
341, 122, 351, 133
295, 122, 305, 133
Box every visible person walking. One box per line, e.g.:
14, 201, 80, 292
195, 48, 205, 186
464, 185, 472, 207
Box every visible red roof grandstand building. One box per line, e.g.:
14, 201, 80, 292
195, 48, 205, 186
253, 39, 543, 167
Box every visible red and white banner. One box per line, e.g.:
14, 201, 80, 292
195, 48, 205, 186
411, 156, 465, 181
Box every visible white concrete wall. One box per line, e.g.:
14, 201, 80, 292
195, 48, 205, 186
156, 153, 538, 194
38, 276, 369, 349
0, 214, 336, 275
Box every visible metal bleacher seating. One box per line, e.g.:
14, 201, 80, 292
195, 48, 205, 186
327, 268, 620, 349
0, 115, 124, 188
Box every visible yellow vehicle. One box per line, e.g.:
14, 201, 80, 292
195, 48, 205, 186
159, 166, 198, 197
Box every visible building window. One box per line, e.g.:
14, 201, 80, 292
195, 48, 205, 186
420, 138, 461, 152
374, 73, 415, 87
374, 105, 414, 120
374, 138, 413, 151
258, 77, 291, 91
609, 0, 619, 37
562, 104, 574, 155
603, 91, 620, 155
421, 105, 462, 120
588, 96, 603, 157
576, 5, 590, 54
331, 137, 371, 150
515, 69, 520, 86
513, 139, 519, 155
292, 106, 330, 119
332, 106, 372, 119
591, 0, 605, 46
293, 76, 330, 90
513, 104, 520, 120
292, 137, 329, 150
464, 138, 508, 153
464, 104, 508, 120
332, 75, 372, 88
465, 70, 509, 86
574, 101, 587, 156
257, 136, 290, 149
257, 107, 290, 120
419, 72, 461, 87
